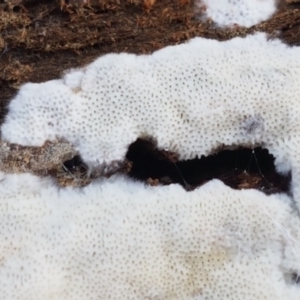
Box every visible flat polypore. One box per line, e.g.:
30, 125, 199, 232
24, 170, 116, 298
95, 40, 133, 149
0, 173, 300, 299
3, 32, 300, 210
196, 0, 278, 27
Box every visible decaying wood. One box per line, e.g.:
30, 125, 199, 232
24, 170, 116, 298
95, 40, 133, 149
0, 140, 76, 173
286, 0, 300, 3
0, 0, 298, 190
0, 140, 132, 187
0, 140, 92, 186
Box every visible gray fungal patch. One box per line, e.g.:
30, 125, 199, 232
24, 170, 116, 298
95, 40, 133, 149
242, 114, 265, 138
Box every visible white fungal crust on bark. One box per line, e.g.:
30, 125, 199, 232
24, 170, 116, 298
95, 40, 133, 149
0, 173, 300, 300
2, 32, 300, 206
196, 0, 278, 27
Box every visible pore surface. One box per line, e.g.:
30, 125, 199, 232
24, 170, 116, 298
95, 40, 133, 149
196, 0, 277, 27
2, 32, 300, 208
0, 173, 300, 300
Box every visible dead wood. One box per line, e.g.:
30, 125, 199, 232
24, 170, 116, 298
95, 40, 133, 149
0, 0, 298, 190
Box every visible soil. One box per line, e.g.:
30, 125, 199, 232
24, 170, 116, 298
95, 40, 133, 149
0, 0, 299, 193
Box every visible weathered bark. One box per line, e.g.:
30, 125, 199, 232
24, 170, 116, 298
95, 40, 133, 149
0, 140, 77, 174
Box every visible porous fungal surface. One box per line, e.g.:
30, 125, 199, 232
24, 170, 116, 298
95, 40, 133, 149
0, 173, 300, 300
3, 32, 300, 207
196, 0, 278, 27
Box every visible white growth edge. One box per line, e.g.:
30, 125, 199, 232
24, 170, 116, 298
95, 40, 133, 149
2, 32, 300, 209
0, 173, 300, 300
196, 0, 278, 27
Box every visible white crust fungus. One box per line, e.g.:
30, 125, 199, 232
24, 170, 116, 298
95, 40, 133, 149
196, 0, 278, 27
0, 173, 300, 300
2, 32, 300, 208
